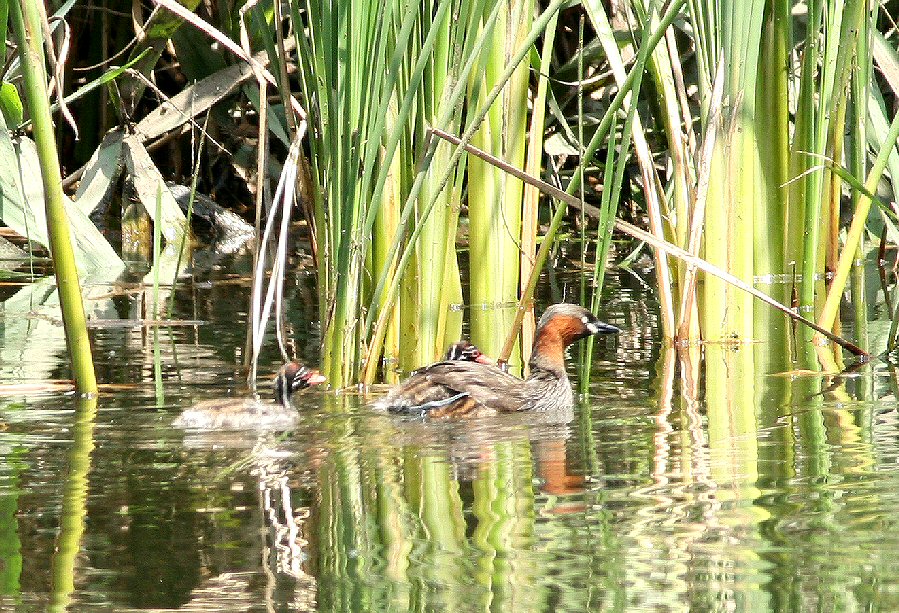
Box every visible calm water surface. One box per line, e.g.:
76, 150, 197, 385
0, 255, 897, 612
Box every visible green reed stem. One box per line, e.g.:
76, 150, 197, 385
817, 108, 899, 335
9, 0, 97, 394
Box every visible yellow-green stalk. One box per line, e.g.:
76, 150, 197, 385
520, 12, 558, 363
400, 0, 464, 371
754, 0, 791, 281
816, 108, 899, 336
373, 97, 405, 383
789, 0, 824, 311
466, 0, 533, 369
847, 10, 872, 354
698, 1, 766, 342
9, 0, 97, 394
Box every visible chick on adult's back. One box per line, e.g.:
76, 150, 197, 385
377, 304, 619, 417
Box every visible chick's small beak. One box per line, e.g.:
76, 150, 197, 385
304, 371, 327, 386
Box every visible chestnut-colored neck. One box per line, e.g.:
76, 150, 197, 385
531, 327, 566, 370
530, 316, 586, 375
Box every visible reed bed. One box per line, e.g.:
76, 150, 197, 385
4, 0, 898, 386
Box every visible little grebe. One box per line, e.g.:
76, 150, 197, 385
376, 304, 618, 417
174, 362, 325, 429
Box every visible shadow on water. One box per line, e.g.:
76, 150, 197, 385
0, 250, 898, 611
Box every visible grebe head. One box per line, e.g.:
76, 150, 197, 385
536, 304, 619, 340
274, 361, 326, 404
444, 341, 494, 364
531, 304, 619, 371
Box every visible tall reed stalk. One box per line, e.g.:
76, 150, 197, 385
9, 0, 97, 394
466, 0, 533, 370
694, 1, 767, 342
519, 11, 558, 363
397, 0, 466, 373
